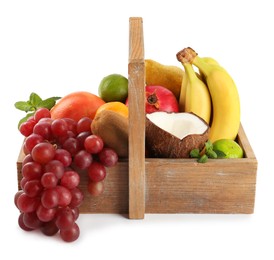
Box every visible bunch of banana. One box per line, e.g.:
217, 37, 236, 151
176, 47, 240, 143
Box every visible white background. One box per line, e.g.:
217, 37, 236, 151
1, 0, 273, 259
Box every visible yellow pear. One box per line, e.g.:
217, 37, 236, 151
145, 59, 184, 99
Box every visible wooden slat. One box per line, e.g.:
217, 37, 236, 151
128, 17, 146, 219
145, 158, 257, 214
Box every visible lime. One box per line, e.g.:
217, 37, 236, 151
213, 139, 244, 158
98, 74, 128, 103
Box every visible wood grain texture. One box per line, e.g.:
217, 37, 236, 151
144, 124, 257, 214
128, 17, 146, 219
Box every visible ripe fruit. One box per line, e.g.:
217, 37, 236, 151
98, 74, 128, 103
145, 59, 184, 99
178, 62, 211, 124
213, 139, 243, 158
91, 110, 128, 157
177, 47, 241, 142
31, 142, 56, 165
15, 106, 118, 243
50, 91, 105, 121
95, 101, 129, 118
144, 85, 179, 113
84, 135, 104, 154
146, 112, 209, 158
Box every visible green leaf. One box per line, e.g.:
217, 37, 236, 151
190, 148, 200, 158
205, 140, 213, 151
29, 92, 42, 106
14, 101, 33, 112
38, 96, 61, 109
214, 149, 227, 158
198, 154, 208, 163
206, 149, 217, 159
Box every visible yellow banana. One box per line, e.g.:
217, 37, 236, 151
177, 48, 240, 142
179, 62, 211, 124
178, 64, 188, 112
199, 57, 219, 82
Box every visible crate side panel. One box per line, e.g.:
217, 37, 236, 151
79, 162, 129, 213
145, 159, 257, 214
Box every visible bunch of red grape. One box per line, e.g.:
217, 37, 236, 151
14, 108, 118, 242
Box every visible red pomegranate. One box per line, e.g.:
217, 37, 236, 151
145, 85, 179, 113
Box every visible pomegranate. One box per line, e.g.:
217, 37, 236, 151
145, 85, 179, 113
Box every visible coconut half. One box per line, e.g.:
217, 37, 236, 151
145, 112, 209, 158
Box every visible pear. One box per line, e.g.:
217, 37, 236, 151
145, 59, 184, 100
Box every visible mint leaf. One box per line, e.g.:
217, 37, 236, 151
38, 96, 61, 110
214, 150, 227, 158
14, 101, 33, 112
205, 140, 213, 151
29, 92, 42, 106
190, 148, 200, 158
15, 92, 62, 129
206, 149, 217, 159
198, 154, 208, 163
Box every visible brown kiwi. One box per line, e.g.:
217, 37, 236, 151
91, 110, 128, 158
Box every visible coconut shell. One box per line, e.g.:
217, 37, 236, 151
145, 112, 209, 158
91, 110, 128, 158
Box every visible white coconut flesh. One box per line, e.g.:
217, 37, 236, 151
146, 112, 208, 140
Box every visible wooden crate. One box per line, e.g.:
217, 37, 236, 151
16, 17, 258, 219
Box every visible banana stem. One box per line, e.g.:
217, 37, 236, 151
176, 47, 197, 64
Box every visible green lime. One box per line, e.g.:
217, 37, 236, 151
213, 139, 244, 158
98, 74, 128, 103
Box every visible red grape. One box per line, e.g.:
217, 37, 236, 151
51, 118, 69, 137
54, 186, 72, 207
71, 207, 80, 220
31, 142, 56, 165
69, 188, 84, 208
18, 213, 34, 231
22, 154, 33, 166
41, 188, 59, 209
22, 161, 42, 180
17, 193, 40, 213
62, 137, 80, 157
19, 120, 36, 137
84, 135, 104, 154
87, 181, 105, 196
14, 190, 24, 209
44, 160, 64, 179
33, 121, 52, 140
36, 204, 57, 222
55, 207, 74, 230
24, 133, 44, 153
88, 161, 106, 182
76, 131, 91, 149
23, 211, 42, 229
77, 117, 92, 134
73, 150, 92, 169
34, 107, 51, 122
98, 148, 118, 167
23, 179, 43, 198
41, 172, 58, 189
40, 221, 59, 236
54, 148, 72, 167
61, 171, 80, 189
63, 118, 77, 135
60, 222, 80, 242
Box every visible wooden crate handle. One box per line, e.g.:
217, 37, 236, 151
128, 17, 146, 219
